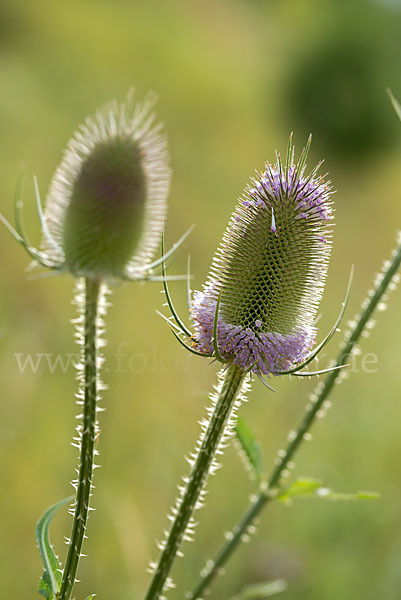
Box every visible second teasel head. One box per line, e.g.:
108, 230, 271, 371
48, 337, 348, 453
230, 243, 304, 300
42, 90, 170, 281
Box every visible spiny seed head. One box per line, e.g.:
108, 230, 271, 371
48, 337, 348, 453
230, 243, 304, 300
192, 137, 334, 375
43, 90, 170, 280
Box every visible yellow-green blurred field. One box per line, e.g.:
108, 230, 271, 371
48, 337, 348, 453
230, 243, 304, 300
1, 1, 401, 599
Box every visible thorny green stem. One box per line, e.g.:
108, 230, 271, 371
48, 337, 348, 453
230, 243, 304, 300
144, 364, 245, 600
188, 234, 401, 600
59, 278, 102, 600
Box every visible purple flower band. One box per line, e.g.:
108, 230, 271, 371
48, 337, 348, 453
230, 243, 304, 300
192, 293, 315, 375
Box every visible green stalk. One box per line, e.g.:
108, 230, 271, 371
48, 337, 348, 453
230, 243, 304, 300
144, 364, 246, 600
188, 233, 401, 600
59, 277, 102, 600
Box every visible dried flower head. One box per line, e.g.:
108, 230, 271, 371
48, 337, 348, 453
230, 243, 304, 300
190, 137, 334, 375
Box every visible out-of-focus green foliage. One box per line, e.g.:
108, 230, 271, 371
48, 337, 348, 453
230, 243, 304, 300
278, 478, 380, 505
1, 1, 401, 599
282, 0, 401, 159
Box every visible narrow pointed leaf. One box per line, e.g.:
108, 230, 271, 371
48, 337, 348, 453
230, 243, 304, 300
235, 417, 263, 481
278, 477, 379, 505
36, 496, 72, 599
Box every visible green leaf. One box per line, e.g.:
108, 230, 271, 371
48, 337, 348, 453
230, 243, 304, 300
36, 496, 73, 599
235, 417, 263, 481
229, 579, 287, 599
278, 477, 380, 505
85, 596, 96, 599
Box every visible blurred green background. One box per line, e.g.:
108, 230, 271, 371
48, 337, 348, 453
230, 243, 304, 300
1, 0, 401, 599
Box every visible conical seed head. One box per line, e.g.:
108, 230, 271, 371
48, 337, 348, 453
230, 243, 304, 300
43, 90, 170, 279
192, 138, 334, 375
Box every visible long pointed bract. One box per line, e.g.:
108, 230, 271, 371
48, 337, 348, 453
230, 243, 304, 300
161, 233, 194, 338
277, 267, 353, 375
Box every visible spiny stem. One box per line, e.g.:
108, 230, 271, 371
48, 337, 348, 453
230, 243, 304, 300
59, 277, 102, 600
187, 488, 269, 600
144, 364, 246, 600
188, 233, 401, 600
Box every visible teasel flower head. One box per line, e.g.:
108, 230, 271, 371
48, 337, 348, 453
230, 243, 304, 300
0, 90, 186, 282
161, 137, 346, 385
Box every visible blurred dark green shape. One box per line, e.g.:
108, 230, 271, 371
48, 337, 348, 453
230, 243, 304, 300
63, 137, 147, 279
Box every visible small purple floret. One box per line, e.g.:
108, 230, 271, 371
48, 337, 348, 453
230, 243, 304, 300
246, 163, 332, 222
192, 293, 315, 375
